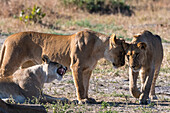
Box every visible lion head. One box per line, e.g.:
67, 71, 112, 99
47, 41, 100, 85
104, 34, 128, 68
42, 55, 67, 82
126, 42, 147, 72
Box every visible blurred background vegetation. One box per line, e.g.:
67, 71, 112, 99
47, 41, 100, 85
0, 0, 169, 42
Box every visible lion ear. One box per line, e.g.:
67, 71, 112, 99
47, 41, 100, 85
42, 55, 50, 64
137, 42, 147, 50
110, 33, 117, 48
122, 42, 130, 51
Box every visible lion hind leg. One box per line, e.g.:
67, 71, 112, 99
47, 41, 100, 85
0, 45, 23, 76
0, 44, 35, 76
21, 60, 36, 69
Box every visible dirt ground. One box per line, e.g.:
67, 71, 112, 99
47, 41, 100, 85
0, 35, 169, 113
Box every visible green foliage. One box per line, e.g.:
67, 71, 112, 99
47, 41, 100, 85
160, 67, 170, 73
19, 5, 46, 24
101, 101, 109, 109
111, 91, 131, 98
74, 19, 123, 33
161, 38, 170, 43
52, 103, 71, 113
61, 0, 132, 16
67, 80, 74, 84
75, 19, 92, 28
99, 110, 118, 113
148, 102, 155, 107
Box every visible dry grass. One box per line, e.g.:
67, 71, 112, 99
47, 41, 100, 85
0, 0, 169, 42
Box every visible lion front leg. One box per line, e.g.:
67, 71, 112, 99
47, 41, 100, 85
139, 68, 155, 105
129, 68, 141, 98
139, 69, 147, 93
40, 94, 70, 104
71, 64, 86, 104
82, 69, 96, 104
71, 63, 95, 104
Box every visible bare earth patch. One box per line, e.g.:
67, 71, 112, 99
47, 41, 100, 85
0, 36, 169, 112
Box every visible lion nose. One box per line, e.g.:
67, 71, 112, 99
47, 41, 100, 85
121, 62, 124, 66
112, 63, 115, 66
65, 67, 67, 71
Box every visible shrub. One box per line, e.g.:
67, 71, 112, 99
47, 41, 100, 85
19, 5, 46, 24
61, 0, 133, 16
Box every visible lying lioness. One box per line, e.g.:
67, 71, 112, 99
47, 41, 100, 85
0, 99, 47, 113
0, 55, 68, 103
0, 29, 128, 103
126, 30, 163, 104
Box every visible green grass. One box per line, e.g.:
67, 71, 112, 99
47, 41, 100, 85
162, 39, 170, 43
66, 19, 123, 33
1, 32, 14, 36
93, 67, 113, 74
52, 32, 70, 35
99, 110, 118, 113
67, 80, 74, 84
75, 19, 92, 28
111, 91, 131, 98
101, 101, 109, 109
160, 67, 170, 73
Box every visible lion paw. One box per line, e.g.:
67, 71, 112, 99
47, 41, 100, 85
85, 98, 96, 104
75, 98, 97, 105
139, 99, 151, 105
150, 95, 158, 100
59, 98, 71, 104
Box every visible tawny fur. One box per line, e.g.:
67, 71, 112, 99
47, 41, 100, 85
126, 30, 163, 104
0, 56, 68, 103
0, 29, 127, 103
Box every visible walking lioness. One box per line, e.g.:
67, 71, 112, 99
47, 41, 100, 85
0, 55, 67, 103
0, 29, 127, 103
126, 30, 163, 104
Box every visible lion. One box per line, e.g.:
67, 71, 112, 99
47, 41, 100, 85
125, 30, 163, 104
0, 99, 47, 113
0, 55, 68, 104
0, 29, 127, 103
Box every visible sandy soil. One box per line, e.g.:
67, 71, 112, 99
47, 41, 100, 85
0, 35, 169, 113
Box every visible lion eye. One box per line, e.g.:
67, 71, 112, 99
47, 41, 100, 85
119, 52, 124, 57
136, 53, 139, 57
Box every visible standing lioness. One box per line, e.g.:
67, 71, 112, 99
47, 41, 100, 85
0, 29, 127, 103
126, 30, 163, 104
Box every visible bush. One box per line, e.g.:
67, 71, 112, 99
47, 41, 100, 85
19, 5, 46, 24
61, 0, 133, 16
